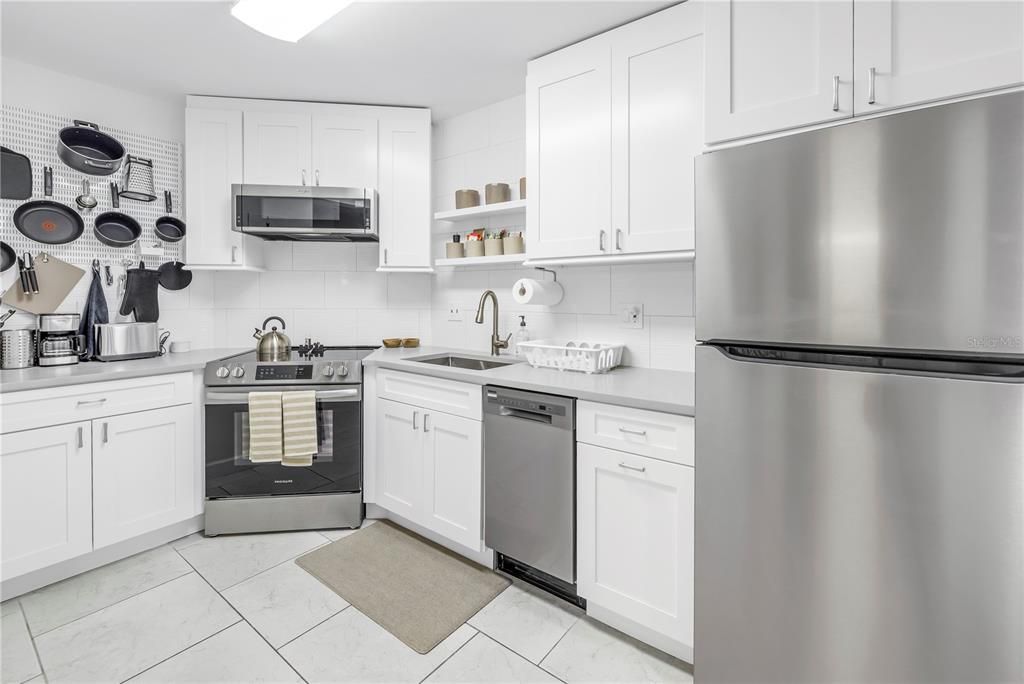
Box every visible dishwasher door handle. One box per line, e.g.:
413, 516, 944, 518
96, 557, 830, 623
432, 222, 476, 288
498, 406, 553, 424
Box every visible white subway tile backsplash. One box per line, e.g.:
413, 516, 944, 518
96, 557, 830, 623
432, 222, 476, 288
357, 309, 420, 344
291, 309, 360, 345
160, 309, 219, 351
355, 244, 380, 272
325, 272, 387, 309
259, 271, 325, 310
610, 263, 695, 316
212, 271, 260, 309
649, 316, 697, 372
488, 95, 526, 146
218, 309, 294, 348
291, 243, 358, 272
486, 139, 526, 193
387, 273, 432, 309
263, 243, 294, 271
577, 314, 652, 368
434, 107, 489, 160
185, 271, 215, 309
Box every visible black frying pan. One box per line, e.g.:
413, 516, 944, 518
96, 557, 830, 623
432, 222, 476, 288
57, 120, 125, 176
0, 242, 15, 273
93, 211, 141, 247
154, 191, 186, 242
13, 200, 85, 244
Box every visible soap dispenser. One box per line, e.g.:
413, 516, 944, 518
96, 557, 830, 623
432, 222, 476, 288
514, 315, 530, 356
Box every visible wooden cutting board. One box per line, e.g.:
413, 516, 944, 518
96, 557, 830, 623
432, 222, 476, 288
1, 252, 85, 315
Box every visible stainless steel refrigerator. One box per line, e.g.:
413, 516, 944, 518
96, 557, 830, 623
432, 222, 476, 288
695, 91, 1023, 683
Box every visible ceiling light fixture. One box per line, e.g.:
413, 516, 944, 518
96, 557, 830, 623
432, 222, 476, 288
231, 0, 354, 43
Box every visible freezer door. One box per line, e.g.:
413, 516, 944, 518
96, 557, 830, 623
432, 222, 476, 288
695, 345, 1024, 684
696, 91, 1024, 357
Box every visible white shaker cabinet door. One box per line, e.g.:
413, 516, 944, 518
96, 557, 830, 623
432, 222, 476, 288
420, 410, 482, 551
375, 398, 423, 522
854, 0, 1024, 114
527, 36, 613, 258
611, 1, 703, 254
577, 443, 694, 656
377, 111, 432, 270
0, 422, 93, 580
243, 111, 312, 186
92, 405, 195, 549
705, 0, 854, 142
312, 114, 378, 189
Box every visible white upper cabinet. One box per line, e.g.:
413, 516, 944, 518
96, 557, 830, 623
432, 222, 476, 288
612, 1, 703, 254
243, 111, 313, 186
527, 36, 612, 259
312, 114, 378, 188
853, 0, 1024, 114
527, 2, 702, 260
378, 110, 432, 271
185, 106, 263, 269
705, 0, 854, 142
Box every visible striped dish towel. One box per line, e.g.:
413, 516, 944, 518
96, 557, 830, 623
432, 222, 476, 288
247, 392, 283, 463
282, 390, 317, 467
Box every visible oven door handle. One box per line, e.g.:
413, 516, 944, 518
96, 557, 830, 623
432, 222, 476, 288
205, 388, 361, 404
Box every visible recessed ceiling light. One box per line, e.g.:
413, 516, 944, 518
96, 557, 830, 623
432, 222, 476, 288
231, 0, 354, 43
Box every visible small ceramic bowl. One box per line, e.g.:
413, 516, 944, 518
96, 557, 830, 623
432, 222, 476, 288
401, 338, 420, 348
382, 338, 402, 348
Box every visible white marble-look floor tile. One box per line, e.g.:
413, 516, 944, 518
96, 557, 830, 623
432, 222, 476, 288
222, 560, 349, 647
541, 618, 693, 683
20, 544, 192, 635
34, 573, 240, 684
318, 518, 377, 542
425, 633, 560, 683
1, 604, 42, 683
1, 598, 20, 616
468, 582, 581, 663
170, 532, 206, 550
129, 622, 303, 683
280, 607, 476, 683
176, 531, 327, 590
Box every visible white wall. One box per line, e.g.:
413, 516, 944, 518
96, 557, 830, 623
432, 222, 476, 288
429, 95, 697, 372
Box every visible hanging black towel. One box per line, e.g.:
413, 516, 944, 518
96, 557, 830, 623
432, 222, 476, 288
119, 261, 161, 323
79, 261, 109, 360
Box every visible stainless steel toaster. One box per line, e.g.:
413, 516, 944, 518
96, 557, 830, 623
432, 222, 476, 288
94, 322, 160, 361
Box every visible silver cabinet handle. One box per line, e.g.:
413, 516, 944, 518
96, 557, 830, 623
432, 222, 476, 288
77, 426, 84, 449
315, 169, 320, 186
301, 169, 307, 186
867, 67, 877, 105
412, 411, 418, 431
618, 426, 647, 437
615, 229, 623, 252
423, 414, 431, 432
102, 422, 109, 444
599, 230, 607, 252
77, 398, 107, 407
231, 246, 238, 264
383, 248, 388, 265
618, 462, 646, 473
832, 75, 840, 112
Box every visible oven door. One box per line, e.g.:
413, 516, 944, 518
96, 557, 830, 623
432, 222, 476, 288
232, 184, 377, 241
204, 386, 362, 499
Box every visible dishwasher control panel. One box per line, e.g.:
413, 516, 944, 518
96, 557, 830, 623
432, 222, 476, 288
486, 390, 567, 416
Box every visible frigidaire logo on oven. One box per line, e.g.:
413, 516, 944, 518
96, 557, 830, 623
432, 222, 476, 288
967, 336, 1024, 349
274, 480, 294, 485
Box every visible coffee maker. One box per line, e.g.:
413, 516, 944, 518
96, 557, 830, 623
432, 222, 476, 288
37, 313, 84, 366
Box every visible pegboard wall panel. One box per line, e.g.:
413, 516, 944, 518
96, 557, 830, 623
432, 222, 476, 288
0, 106, 183, 267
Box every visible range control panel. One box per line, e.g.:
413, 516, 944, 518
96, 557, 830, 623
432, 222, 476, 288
255, 365, 314, 381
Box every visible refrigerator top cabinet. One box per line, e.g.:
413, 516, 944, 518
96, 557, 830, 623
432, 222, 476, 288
696, 91, 1024, 358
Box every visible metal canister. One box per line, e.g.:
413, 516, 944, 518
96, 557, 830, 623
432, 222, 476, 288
1, 329, 36, 369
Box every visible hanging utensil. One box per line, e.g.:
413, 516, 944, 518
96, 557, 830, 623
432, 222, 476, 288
93, 211, 142, 247
23, 253, 39, 294
119, 155, 156, 202
75, 179, 97, 211
0, 309, 16, 329
104, 264, 113, 286
13, 199, 86, 245
119, 261, 161, 322
16, 256, 29, 293
154, 190, 186, 242
44, 166, 53, 196
157, 260, 192, 290
56, 120, 125, 176
109, 182, 120, 209
1, 146, 32, 200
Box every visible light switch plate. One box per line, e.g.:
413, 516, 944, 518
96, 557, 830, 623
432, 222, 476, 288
621, 303, 644, 329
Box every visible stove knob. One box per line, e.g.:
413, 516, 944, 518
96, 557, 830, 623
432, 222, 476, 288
338, 363, 349, 377
215, 366, 229, 379
231, 367, 245, 378
322, 365, 335, 377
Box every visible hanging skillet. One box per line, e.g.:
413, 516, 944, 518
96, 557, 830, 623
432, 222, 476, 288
0, 242, 15, 273
93, 211, 141, 248
57, 120, 125, 176
154, 191, 186, 242
13, 167, 85, 245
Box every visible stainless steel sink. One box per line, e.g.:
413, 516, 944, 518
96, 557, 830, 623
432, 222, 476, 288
408, 353, 518, 371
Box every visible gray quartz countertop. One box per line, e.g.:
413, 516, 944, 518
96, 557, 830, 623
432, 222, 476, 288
364, 346, 695, 416
0, 348, 245, 393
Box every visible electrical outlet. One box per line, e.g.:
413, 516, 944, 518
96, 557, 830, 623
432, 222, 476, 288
621, 304, 644, 329
447, 305, 463, 322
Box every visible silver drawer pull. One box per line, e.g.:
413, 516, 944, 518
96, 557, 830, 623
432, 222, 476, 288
423, 414, 431, 432
412, 411, 419, 431
102, 422, 109, 444
618, 427, 647, 437
77, 426, 84, 449
77, 398, 108, 407
618, 462, 646, 473
832, 74, 840, 112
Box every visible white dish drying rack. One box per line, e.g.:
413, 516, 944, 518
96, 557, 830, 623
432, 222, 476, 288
518, 339, 624, 374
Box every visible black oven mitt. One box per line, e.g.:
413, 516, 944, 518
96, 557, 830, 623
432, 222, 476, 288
119, 262, 160, 323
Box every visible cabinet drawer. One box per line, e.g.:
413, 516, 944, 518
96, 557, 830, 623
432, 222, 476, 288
1, 372, 193, 434
577, 401, 693, 466
377, 370, 481, 421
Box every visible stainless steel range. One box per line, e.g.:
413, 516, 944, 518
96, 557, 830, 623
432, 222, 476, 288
202, 345, 377, 536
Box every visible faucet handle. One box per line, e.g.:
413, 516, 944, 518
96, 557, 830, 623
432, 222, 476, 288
497, 332, 512, 348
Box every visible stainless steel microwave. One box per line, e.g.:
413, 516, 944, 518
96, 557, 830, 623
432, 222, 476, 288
231, 184, 378, 241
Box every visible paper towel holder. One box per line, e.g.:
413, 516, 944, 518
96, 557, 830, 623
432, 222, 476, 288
534, 266, 557, 282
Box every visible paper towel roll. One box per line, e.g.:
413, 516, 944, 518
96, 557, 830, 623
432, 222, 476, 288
512, 278, 564, 306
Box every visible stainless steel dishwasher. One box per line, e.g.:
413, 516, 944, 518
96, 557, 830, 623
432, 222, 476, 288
483, 386, 581, 605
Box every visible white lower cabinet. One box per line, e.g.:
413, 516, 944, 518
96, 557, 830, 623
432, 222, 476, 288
375, 395, 483, 551
0, 422, 93, 581
577, 441, 694, 659
92, 404, 196, 549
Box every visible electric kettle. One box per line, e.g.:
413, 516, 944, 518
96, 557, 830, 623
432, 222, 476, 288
253, 316, 291, 362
